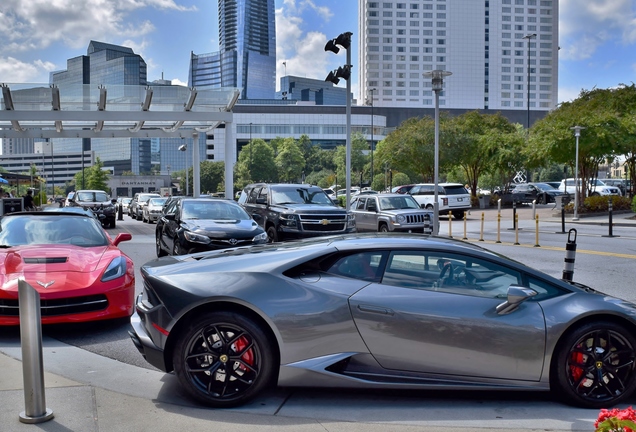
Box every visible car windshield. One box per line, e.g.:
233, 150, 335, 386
76, 191, 110, 203
0, 215, 108, 247
149, 198, 167, 206
379, 196, 421, 210
533, 183, 555, 191
181, 200, 251, 220
271, 187, 333, 205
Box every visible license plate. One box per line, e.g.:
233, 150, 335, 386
457, 198, 463, 202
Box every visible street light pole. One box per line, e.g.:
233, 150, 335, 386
368, 88, 376, 188
523, 33, 536, 131
423, 70, 452, 235
571, 126, 585, 221
249, 123, 252, 180
178, 144, 189, 196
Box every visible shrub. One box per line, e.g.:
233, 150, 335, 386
564, 195, 631, 214
632, 195, 636, 213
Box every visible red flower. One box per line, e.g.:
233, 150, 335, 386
595, 407, 636, 432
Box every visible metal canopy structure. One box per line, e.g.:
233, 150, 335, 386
0, 83, 240, 197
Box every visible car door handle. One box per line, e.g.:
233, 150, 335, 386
357, 304, 394, 315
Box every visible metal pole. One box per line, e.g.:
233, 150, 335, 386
345, 46, 352, 211
18, 279, 54, 424
370, 88, 375, 188
433, 86, 440, 235
571, 126, 585, 221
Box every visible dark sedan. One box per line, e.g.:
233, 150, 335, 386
515, 182, 567, 204
155, 197, 267, 256
130, 234, 636, 409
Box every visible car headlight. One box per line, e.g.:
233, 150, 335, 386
102, 256, 127, 282
396, 215, 406, 223
183, 230, 211, 244
253, 232, 268, 243
279, 213, 299, 228
347, 213, 356, 228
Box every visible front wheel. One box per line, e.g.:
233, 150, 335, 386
379, 223, 389, 233
156, 233, 166, 257
552, 321, 636, 408
266, 226, 279, 243
172, 311, 276, 407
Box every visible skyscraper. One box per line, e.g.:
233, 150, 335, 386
189, 0, 276, 99
51, 41, 150, 174
358, 0, 558, 116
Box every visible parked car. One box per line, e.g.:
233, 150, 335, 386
117, 197, 132, 214
155, 197, 267, 256
512, 183, 566, 204
129, 192, 161, 220
351, 193, 433, 233
130, 233, 636, 409
67, 189, 118, 228
558, 178, 621, 197
602, 179, 627, 196
64, 191, 75, 207
238, 183, 356, 242
545, 181, 562, 190
141, 197, 168, 224
391, 184, 415, 194
408, 183, 471, 218
0, 212, 133, 325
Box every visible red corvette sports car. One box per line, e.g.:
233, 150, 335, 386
0, 211, 134, 325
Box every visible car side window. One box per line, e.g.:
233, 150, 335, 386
326, 252, 387, 283
247, 187, 260, 204
356, 197, 367, 210
381, 251, 521, 299
257, 187, 268, 204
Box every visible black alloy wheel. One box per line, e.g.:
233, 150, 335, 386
155, 233, 166, 257
553, 321, 636, 408
173, 311, 275, 407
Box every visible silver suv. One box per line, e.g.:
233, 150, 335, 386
408, 183, 471, 219
350, 193, 433, 234
129, 192, 161, 220
558, 178, 621, 197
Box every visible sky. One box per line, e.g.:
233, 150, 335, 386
0, 0, 635, 104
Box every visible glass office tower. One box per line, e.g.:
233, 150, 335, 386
190, 0, 276, 99
51, 41, 149, 174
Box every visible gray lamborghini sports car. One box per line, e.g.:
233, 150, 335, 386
129, 234, 636, 408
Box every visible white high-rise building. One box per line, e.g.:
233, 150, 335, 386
358, 0, 558, 118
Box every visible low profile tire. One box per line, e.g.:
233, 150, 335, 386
156, 233, 166, 257
379, 223, 389, 233
552, 321, 636, 408
266, 226, 279, 243
172, 311, 276, 408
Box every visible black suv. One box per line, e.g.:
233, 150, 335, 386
238, 183, 356, 242
67, 189, 117, 228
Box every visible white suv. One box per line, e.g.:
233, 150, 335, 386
558, 178, 621, 197
408, 183, 471, 218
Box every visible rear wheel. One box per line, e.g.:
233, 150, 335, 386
452, 210, 465, 219
552, 321, 636, 408
172, 311, 276, 407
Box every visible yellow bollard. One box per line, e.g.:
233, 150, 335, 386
462, 211, 468, 240
534, 214, 541, 247
479, 212, 485, 241
448, 212, 453, 238
514, 213, 520, 245
496, 212, 501, 243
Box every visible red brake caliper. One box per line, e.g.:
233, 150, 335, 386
569, 348, 585, 382
233, 336, 254, 369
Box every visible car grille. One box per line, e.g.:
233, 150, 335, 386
209, 239, 254, 247
404, 213, 431, 224
299, 214, 347, 232
0, 294, 108, 317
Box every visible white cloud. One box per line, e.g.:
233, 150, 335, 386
559, 0, 636, 60
0, 56, 56, 82
171, 78, 187, 86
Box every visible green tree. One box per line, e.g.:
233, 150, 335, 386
235, 138, 277, 188
72, 157, 110, 192
334, 132, 369, 186
199, 161, 225, 193
276, 137, 305, 182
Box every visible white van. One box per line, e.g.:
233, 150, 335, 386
408, 183, 471, 218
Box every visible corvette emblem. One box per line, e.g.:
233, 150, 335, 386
320, 219, 330, 225
36, 280, 55, 289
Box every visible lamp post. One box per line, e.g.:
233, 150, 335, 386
523, 34, 537, 131
423, 70, 452, 235
325, 31, 353, 210
368, 88, 376, 188
178, 144, 189, 196
249, 123, 253, 180
570, 126, 585, 221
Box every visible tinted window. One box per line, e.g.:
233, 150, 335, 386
0, 215, 107, 247
326, 252, 387, 282
442, 186, 469, 195
271, 186, 332, 205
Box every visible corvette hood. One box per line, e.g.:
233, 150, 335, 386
0, 245, 110, 295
